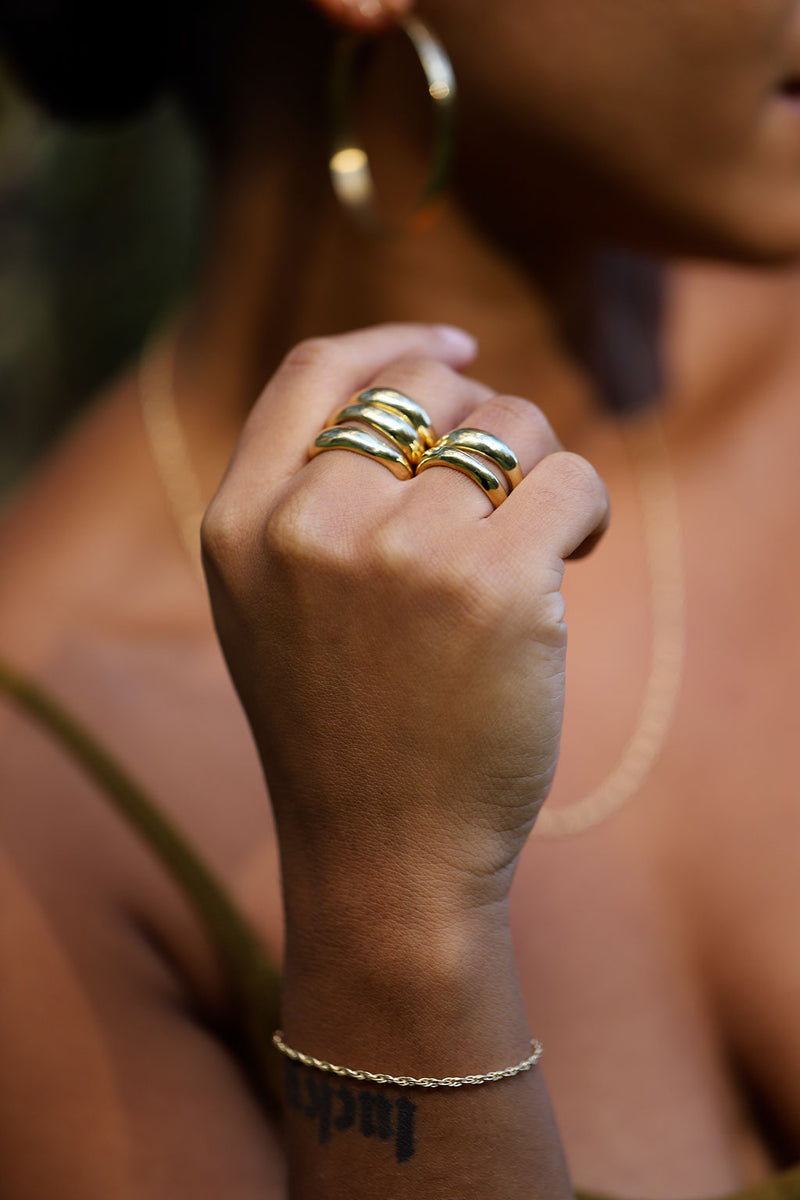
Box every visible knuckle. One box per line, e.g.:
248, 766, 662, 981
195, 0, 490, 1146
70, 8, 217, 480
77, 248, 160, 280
371, 517, 420, 578
263, 490, 320, 561
200, 495, 252, 574
280, 335, 344, 375
490, 394, 553, 441
523, 401, 559, 447
264, 487, 359, 571
528, 590, 568, 648
547, 451, 606, 511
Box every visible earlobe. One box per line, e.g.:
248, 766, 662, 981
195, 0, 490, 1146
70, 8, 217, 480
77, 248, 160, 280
309, 0, 414, 33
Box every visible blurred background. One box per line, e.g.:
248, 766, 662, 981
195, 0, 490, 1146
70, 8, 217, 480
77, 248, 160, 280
0, 62, 205, 496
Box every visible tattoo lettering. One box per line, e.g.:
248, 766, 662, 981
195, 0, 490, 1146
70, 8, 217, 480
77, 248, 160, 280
284, 1061, 417, 1163
358, 1090, 393, 1140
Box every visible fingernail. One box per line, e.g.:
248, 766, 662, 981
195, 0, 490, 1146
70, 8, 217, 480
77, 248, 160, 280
434, 325, 479, 358
339, 0, 386, 17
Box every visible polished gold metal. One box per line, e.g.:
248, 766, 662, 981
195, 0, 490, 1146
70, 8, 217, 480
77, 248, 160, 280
415, 444, 507, 507
329, 16, 457, 234
273, 1030, 543, 1089
139, 317, 205, 574
310, 426, 414, 480
433, 428, 523, 490
329, 402, 427, 465
355, 387, 437, 449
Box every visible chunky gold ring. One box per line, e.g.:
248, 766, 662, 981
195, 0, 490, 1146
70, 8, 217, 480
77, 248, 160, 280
415, 444, 506, 507
328, 402, 427, 466
354, 388, 437, 451
432, 428, 523, 490
310, 426, 414, 480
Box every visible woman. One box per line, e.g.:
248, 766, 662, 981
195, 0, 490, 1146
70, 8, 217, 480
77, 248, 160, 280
2, 0, 800, 1196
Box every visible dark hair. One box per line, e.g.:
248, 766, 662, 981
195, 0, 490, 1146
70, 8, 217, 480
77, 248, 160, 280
0, 0, 197, 121
0, 0, 332, 159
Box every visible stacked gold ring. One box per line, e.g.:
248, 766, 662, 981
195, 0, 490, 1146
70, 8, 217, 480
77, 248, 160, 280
311, 426, 415, 480
416, 427, 522, 508
310, 396, 521, 509
309, 388, 437, 479
429, 428, 523, 489
356, 388, 438, 454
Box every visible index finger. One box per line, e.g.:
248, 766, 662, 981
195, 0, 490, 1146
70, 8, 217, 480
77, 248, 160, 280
231, 323, 478, 493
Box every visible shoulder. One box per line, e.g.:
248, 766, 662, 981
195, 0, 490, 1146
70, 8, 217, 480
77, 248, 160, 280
0, 371, 274, 989
0, 836, 286, 1198
0, 374, 201, 673
0, 383, 287, 1193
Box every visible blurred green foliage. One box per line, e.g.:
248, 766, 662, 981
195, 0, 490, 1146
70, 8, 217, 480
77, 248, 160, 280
0, 66, 205, 494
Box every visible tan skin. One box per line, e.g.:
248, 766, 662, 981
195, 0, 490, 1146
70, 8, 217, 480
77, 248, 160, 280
4, 0, 800, 1196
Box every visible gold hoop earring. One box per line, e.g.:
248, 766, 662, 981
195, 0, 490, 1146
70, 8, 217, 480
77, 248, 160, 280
329, 15, 457, 235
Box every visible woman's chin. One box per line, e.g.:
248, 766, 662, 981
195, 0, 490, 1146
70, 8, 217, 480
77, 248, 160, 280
642, 193, 800, 269
692, 219, 800, 270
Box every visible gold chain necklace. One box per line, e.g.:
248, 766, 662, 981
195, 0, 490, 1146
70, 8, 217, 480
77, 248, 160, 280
139, 320, 206, 574
536, 414, 686, 837
138, 329, 686, 839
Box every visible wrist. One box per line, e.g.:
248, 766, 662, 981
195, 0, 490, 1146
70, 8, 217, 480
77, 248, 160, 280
275, 810, 518, 928
280, 881, 528, 1078
281, 848, 513, 992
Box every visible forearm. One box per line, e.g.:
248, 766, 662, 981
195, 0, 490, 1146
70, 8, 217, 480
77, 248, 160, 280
278, 870, 573, 1200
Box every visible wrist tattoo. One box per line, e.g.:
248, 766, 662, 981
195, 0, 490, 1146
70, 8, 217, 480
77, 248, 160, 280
284, 1060, 417, 1163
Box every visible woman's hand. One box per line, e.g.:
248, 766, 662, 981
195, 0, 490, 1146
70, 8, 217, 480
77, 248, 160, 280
202, 323, 608, 917
202, 323, 605, 1197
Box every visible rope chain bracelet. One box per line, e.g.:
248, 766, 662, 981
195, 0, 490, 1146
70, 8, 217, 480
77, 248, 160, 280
272, 1030, 543, 1089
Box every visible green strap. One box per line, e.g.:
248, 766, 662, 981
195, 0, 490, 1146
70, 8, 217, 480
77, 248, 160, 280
0, 655, 283, 1104
576, 1168, 800, 1200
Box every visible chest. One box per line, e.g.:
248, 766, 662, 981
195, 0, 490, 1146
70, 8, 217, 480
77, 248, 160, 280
504, 426, 800, 1194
